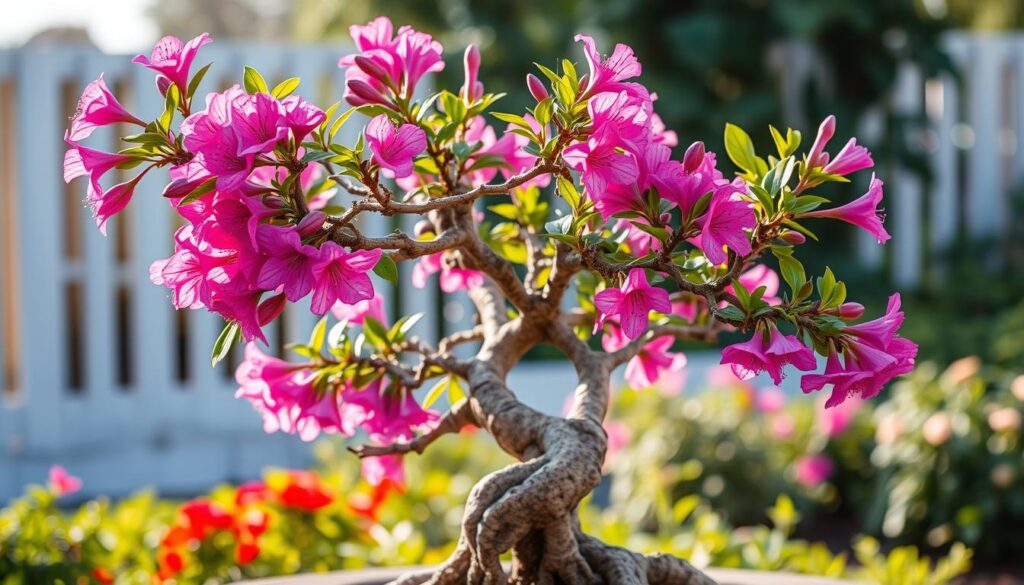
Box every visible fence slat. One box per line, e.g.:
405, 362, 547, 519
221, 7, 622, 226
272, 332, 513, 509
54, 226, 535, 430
14, 49, 74, 454
891, 64, 924, 288
965, 38, 1007, 240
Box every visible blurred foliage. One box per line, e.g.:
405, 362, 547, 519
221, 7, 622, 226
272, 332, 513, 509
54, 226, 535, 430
7, 359, 1018, 581
608, 356, 1024, 561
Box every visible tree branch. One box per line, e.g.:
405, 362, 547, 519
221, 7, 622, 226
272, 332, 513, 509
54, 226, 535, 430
348, 398, 477, 458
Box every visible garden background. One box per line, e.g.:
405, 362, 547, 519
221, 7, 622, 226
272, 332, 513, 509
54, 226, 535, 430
1, 1, 1023, 583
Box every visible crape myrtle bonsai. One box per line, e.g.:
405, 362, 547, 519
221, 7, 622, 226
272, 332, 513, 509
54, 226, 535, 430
64, 18, 915, 585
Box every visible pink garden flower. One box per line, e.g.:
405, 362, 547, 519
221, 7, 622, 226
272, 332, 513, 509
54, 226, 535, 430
575, 34, 642, 98
332, 292, 387, 325
695, 186, 755, 265
411, 251, 484, 292
805, 115, 836, 169
281, 96, 326, 142
720, 327, 816, 385
310, 242, 382, 315
48, 466, 82, 497
232, 92, 289, 156
234, 343, 339, 441
362, 455, 405, 487
794, 455, 834, 488
563, 125, 639, 198
63, 140, 137, 186
594, 268, 670, 340
340, 379, 438, 444
255, 225, 319, 302
366, 114, 427, 178
181, 87, 256, 190
132, 33, 212, 94
67, 75, 144, 141
823, 137, 873, 176
461, 44, 483, 102
802, 175, 890, 243
624, 335, 687, 389
86, 170, 148, 235
816, 393, 861, 437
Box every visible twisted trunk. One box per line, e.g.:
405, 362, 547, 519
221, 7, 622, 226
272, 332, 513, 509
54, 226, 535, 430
383, 286, 717, 585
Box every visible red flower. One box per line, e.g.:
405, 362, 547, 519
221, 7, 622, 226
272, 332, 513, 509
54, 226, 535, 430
235, 540, 261, 565
276, 470, 334, 512
92, 567, 115, 584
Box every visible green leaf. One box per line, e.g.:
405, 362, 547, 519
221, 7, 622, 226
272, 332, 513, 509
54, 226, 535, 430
362, 316, 390, 350
211, 321, 240, 367
372, 254, 399, 286
773, 247, 806, 295
243, 66, 268, 94
423, 376, 450, 409
545, 215, 572, 235
187, 63, 213, 99
724, 123, 759, 176
271, 77, 300, 99
557, 176, 581, 210
300, 149, 336, 163
488, 203, 521, 221
308, 316, 328, 353
175, 177, 217, 207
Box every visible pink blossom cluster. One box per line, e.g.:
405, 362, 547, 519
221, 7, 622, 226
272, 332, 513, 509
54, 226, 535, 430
562, 36, 753, 267
63, 34, 388, 343
235, 296, 437, 486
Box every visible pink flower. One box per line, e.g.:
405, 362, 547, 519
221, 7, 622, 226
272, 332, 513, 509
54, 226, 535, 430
309, 242, 382, 315
461, 44, 483, 102
575, 35, 642, 98
593, 268, 670, 340
396, 27, 445, 97
366, 115, 427, 179
234, 343, 338, 441
720, 328, 816, 385
232, 92, 289, 156
181, 86, 256, 190
802, 175, 890, 243
282, 96, 326, 142
823, 137, 873, 176
695, 186, 755, 265
794, 455, 834, 488
63, 141, 135, 184
132, 33, 212, 94
86, 170, 148, 235
67, 75, 144, 141
844, 293, 906, 350
564, 126, 639, 201
332, 293, 387, 325
411, 252, 484, 292
48, 466, 82, 497
255, 225, 318, 302
362, 455, 405, 487
340, 379, 438, 444
806, 115, 836, 169
624, 336, 687, 389
728, 265, 780, 306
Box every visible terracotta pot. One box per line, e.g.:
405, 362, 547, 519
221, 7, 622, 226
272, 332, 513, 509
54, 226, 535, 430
238, 566, 859, 585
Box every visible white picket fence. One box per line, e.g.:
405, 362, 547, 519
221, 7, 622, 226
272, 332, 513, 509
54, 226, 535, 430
0, 33, 1020, 502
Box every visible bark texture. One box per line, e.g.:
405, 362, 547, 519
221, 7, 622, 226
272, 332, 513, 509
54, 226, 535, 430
346, 200, 721, 585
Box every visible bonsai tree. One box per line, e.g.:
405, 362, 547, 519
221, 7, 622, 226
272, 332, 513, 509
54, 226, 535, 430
64, 18, 915, 585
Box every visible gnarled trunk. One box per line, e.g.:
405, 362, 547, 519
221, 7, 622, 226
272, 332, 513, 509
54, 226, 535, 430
379, 287, 717, 585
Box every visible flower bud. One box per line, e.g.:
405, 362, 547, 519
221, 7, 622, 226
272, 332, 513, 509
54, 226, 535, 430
526, 74, 548, 102
263, 195, 288, 209
156, 75, 172, 98
462, 45, 483, 102
346, 79, 390, 107
682, 141, 705, 173
162, 177, 202, 199
777, 231, 806, 245
297, 211, 326, 237
258, 293, 286, 326
354, 55, 392, 85
837, 302, 865, 320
